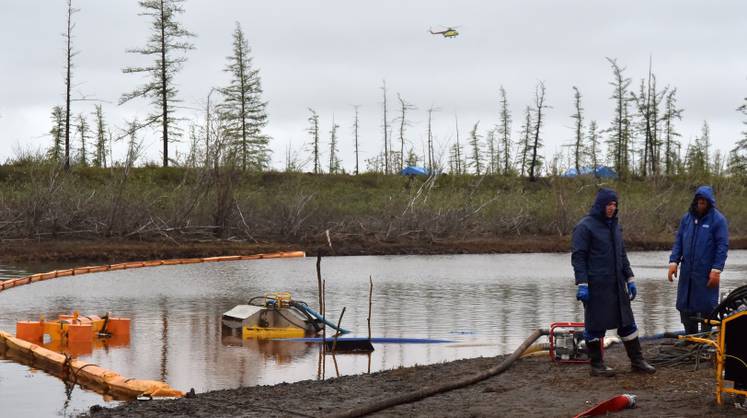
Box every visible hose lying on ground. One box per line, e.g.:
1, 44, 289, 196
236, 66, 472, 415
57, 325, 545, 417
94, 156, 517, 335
650, 340, 714, 369
330, 328, 549, 418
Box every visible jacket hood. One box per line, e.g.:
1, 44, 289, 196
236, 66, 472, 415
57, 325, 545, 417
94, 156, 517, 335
690, 185, 716, 215
590, 188, 618, 219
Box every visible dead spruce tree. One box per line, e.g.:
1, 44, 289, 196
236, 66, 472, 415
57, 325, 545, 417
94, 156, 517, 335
450, 115, 464, 174
75, 113, 89, 166
631, 58, 668, 177
661, 88, 683, 176
120, 0, 195, 167
516, 106, 533, 177
218, 22, 269, 171
486, 128, 497, 174
307, 108, 321, 174
328, 115, 341, 174
62, 0, 78, 170
728, 96, 747, 174
426, 106, 439, 172
497, 86, 512, 175
396, 93, 415, 172
686, 121, 711, 177
92, 104, 107, 168
352, 105, 360, 175
606, 57, 632, 178
587, 120, 601, 175
570, 86, 585, 173
528, 81, 548, 182
49, 106, 66, 162
468, 121, 483, 175
381, 80, 390, 174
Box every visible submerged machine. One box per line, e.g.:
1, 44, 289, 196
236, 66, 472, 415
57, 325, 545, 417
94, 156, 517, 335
222, 292, 349, 340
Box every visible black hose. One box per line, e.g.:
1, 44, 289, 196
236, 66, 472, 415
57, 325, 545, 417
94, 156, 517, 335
274, 308, 310, 330
710, 285, 747, 320
330, 328, 549, 418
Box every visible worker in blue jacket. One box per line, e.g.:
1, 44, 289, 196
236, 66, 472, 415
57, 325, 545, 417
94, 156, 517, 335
572, 188, 656, 376
668, 185, 729, 334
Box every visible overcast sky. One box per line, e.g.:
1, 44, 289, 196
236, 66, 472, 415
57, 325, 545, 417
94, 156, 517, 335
1, 1, 745, 171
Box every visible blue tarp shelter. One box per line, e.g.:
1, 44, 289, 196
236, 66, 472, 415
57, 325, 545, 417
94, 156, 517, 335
400, 166, 429, 176
562, 166, 617, 179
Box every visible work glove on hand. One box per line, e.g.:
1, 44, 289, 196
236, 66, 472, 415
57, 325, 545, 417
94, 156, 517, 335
627, 281, 637, 301
707, 270, 721, 288
576, 284, 589, 302
667, 263, 678, 282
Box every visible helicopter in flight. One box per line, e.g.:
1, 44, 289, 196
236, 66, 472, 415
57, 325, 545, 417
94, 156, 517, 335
428, 26, 460, 38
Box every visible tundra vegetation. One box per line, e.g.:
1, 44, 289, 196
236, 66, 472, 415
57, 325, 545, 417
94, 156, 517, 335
2, 162, 747, 248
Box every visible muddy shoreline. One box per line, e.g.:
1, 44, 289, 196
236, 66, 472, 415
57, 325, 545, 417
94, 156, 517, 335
85, 340, 740, 417
6, 235, 747, 265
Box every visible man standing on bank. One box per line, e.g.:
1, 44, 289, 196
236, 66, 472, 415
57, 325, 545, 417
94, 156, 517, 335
668, 185, 729, 334
572, 188, 656, 376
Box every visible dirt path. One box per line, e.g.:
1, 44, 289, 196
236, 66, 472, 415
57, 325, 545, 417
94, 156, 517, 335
84, 340, 743, 418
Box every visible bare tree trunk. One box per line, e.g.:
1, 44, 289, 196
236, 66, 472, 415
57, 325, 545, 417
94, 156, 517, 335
353, 105, 360, 175
64, 0, 76, 170
382, 80, 389, 174
529, 82, 547, 182
160, 0, 169, 167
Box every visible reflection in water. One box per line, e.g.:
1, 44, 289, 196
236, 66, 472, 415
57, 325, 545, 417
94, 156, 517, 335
220, 327, 314, 364
1, 251, 747, 417
160, 297, 169, 382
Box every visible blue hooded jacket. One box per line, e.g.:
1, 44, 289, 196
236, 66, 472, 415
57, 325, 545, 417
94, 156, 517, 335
669, 185, 729, 314
571, 188, 635, 331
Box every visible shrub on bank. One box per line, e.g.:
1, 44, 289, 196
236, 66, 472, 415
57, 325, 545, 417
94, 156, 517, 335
0, 164, 744, 244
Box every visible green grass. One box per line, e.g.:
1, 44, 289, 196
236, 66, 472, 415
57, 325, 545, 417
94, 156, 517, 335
0, 164, 745, 242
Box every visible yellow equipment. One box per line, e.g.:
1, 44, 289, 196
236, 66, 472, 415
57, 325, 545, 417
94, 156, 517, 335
680, 310, 747, 405
222, 292, 323, 340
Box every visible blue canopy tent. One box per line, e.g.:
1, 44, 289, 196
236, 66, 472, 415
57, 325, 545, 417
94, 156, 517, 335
400, 166, 429, 176
562, 166, 617, 179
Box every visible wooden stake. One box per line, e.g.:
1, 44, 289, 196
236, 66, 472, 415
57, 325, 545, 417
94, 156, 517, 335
316, 253, 324, 380
367, 276, 373, 341
331, 306, 346, 378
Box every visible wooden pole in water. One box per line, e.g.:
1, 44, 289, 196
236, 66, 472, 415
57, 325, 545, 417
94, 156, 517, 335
331, 306, 346, 378
367, 276, 374, 373
367, 276, 373, 341
316, 254, 323, 314
321, 279, 326, 379
316, 253, 324, 379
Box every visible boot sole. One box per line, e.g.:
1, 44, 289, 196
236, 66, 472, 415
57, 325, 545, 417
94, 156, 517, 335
590, 371, 616, 377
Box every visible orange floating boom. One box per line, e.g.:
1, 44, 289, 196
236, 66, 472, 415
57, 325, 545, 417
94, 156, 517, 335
0, 251, 305, 294
0, 330, 183, 399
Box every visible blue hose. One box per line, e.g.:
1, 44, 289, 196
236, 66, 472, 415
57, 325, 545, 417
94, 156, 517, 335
295, 303, 351, 335
640, 330, 685, 341
273, 337, 453, 344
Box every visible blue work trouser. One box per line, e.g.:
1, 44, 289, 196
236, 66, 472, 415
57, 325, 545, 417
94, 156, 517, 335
584, 323, 638, 343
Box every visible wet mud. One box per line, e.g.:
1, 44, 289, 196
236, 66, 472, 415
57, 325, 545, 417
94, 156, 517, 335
85, 340, 742, 417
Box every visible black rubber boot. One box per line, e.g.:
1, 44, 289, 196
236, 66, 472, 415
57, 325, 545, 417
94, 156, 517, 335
623, 337, 656, 374
587, 339, 616, 377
